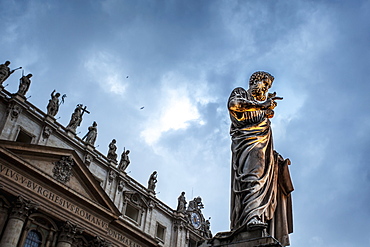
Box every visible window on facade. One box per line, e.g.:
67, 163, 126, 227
16, 130, 33, 144
188, 239, 197, 247
156, 223, 166, 242
24, 230, 42, 247
125, 204, 140, 223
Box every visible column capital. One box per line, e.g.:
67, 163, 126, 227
88, 236, 112, 247
58, 221, 84, 244
9, 196, 38, 221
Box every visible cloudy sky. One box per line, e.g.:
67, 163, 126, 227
1, 0, 370, 246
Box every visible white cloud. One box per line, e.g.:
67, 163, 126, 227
84, 51, 127, 95
140, 87, 201, 145
140, 72, 213, 145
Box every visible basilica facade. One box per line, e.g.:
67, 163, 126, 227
0, 85, 211, 247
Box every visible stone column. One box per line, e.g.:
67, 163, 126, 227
173, 217, 187, 247
45, 230, 55, 247
56, 221, 84, 247
0, 197, 10, 235
0, 196, 38, 247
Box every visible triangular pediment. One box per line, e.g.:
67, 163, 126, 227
123, 191, 150, 208
0, 140, 120, 220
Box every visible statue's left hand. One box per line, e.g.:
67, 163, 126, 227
266, 109, 275, 118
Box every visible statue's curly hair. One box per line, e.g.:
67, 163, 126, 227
249, 71, 274, 86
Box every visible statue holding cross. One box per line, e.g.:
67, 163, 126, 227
66, 104, 90, 133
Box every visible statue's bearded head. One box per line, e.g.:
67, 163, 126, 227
248, 71, 274, 101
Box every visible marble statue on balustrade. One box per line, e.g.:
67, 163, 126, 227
107, 139, 118, 162
227, 71, 293, 246
0, 61, 21, 85
47, 90, 65, 117
118, 149, 130, 171
17, 73, 32, 96
176, 191, 187, 213
66, 104, 89, 132
82, 121, 98, 146
147, 171, 157, 193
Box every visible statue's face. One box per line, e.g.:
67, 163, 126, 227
249, 78, 272, 101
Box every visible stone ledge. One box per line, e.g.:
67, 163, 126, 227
205, 229, 283, 247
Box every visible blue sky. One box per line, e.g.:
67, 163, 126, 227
1, 0, 370, 246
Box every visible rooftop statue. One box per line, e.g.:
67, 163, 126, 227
147, 171, 157, 193
0, 61, 21, 85
66, 104, 89, 132
17, 73, 32, 96
82, 121, 98, 146
107, 139, 118, 162
47, 90, 66, 117
228, 71, 293, 246
187, 196, 204, 212
176, 191, 187, 213
118, 149, 130, 171
204, 219, 212, 239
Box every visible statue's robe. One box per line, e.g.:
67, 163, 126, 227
228, 87, 293, 246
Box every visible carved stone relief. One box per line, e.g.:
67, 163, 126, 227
84, 154, 92, 166
108, 170, 117, 184
42, 126, 52, 140
52, 156, 74, 183
7, 101, 22, 121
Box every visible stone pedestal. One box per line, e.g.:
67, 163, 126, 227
206, 229, 283, 247
66, 130, 76, 138
85, 143, 95, 151
45, 115, 56, 123
12, 94, 26, 102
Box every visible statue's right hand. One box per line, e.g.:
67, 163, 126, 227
261, 98, 273, 109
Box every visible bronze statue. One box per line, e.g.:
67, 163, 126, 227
147, 171, 157, 193
187, 196, 204, 211
17, 74, 32, 96
107, 139, 118, 161
176, 191, 187, 213
82, 121, 97, 145
46, 90, 61, 116
228, 71, 293, 245
66, 104, 89, 132
0, 61, 21, 85
118, 149, 130, 171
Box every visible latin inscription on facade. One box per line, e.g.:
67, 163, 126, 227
107, 229, 142, 247
0, 164, 109, 230
0, 163, 142, 247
